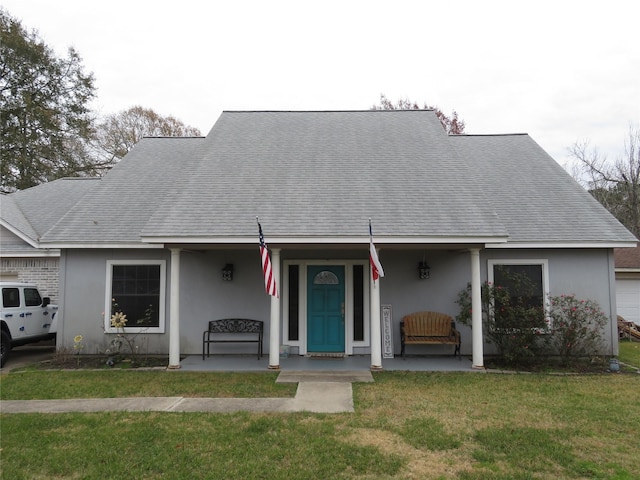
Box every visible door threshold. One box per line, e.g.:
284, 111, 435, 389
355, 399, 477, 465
306, 352, 345, 359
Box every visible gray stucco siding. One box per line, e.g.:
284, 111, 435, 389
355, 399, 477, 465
58, 249, 172, 355
377, 250, 468, 356
482, 248, 618, 355
179, 250, 273, 355
380, 248, 619, 357
57, 246, 619, 358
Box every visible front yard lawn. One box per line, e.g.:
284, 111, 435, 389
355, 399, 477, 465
619, 339, 640, 368
1, 370, 639, 479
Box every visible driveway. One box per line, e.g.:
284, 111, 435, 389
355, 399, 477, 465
1, 340, 55, 373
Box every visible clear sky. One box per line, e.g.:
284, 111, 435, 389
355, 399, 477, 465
3, 0, 639, 171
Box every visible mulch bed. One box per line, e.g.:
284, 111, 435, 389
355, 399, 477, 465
39, 355, 169, 370
484, 357, 634, 374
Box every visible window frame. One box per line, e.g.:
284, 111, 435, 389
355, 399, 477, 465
24, 288, 42, 307
487, 259, 550, 331
104, 260, 166, 334
2, 288, 20, 308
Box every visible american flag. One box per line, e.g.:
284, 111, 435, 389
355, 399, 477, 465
258, 221, 278, 297
369, 220, 384, 281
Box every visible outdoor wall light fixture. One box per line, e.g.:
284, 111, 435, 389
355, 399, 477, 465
222, 264, 234, 281
418, 261, 431, 280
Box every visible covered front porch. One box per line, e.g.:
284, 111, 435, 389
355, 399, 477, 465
179, 354, 477, 372
166, 246, 486, 371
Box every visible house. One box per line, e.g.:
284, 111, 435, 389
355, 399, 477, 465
615, 246, 640, 326
14, 110, 638, 369
0, 178, 99, 301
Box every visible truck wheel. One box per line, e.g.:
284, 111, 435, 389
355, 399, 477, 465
1, 330, 11, 368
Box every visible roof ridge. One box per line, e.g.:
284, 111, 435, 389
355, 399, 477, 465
57, 177, 102, 181
221, 109, 436, 113
140, 136, 206, 139
452, 133, 529, 137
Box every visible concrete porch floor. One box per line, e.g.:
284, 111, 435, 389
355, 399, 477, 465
180, 354, 477, 372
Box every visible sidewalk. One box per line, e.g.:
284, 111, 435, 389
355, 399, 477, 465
0, 370, 373, 414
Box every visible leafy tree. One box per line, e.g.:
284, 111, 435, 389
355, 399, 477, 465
569, 125, 640, 239
92, 106, 202, 171
371, 93, 466, 134
0, 9, 96, 192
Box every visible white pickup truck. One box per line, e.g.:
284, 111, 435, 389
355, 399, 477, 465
0, 282, 57, 367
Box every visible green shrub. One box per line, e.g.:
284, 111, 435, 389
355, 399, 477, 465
455, 268, 548, 365
547, 294, 608, 365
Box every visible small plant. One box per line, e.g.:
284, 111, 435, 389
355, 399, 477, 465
72, 335, 84, 367
52, 347, 72, 366
547, 294, 608, 365
105, 300, 150, 366
109, 312, 134, 362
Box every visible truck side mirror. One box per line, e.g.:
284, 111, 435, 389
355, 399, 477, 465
42, 297, 51, 307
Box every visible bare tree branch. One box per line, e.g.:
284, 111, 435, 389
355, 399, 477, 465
569, 125, 640, 239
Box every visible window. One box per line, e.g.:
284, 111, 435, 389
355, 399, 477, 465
353, 265, 364, 341
288, 265, 299, 341
105, 260, 166, 333
24, 288, 42, 307
312, 270, 339, 284
2, 288, 19, 308
488, 260, 548, 330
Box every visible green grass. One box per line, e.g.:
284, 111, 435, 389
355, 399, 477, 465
1, 412, 403, 479
0, 370, 297, 400
2, 370, 639, 479
619, 340, 640, 367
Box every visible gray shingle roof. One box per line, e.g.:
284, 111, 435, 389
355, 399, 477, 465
451, 134, 637, 244
1, 194, 37, 242
32, 110, 635, 247
40, 137, 205, 244
2, 178, 99, 242
141, 110, 506, 240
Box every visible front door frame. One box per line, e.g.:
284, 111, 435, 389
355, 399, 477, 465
306, 265, 345, 353
282, 259, 370, 356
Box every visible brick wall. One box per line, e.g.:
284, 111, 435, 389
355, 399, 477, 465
0, 257, 60, 302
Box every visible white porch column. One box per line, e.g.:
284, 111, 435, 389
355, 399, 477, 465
268, 248, 282, 370
168, 248, 181, 369
370, 258, 383, 370
470, 248, 484, 369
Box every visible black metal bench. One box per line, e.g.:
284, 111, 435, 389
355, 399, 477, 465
202, 319, 264, 360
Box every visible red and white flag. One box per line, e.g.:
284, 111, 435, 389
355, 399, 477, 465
258, 220, 278, 297
369, 220, 384, 281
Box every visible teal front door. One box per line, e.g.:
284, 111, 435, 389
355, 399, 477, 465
307, 265, 345, 353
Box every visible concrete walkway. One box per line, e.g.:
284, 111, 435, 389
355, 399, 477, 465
0, 370, 373, 414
